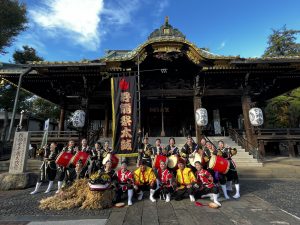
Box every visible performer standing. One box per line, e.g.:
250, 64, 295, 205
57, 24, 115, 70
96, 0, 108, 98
56, 139, 76, 193
199, 138, 207, 150
133, 160, 157, 202
203, 141, 217, 170
89, 141, 103, 175
78, 138, 92, 154
174, 158, 196, 202
203, 141, 218, 158
218, 140, 240, 199
203, 141, 225, 191
138, 137, 153, 168
155, 160, 173, 202
30, 142, 58, 194
115, 161, 134, 206
194, 161, 221, 206
198, 137, 207, 156
165, 137, 179, 156
180, 136, 199, 168
152, 138, 163, 156
103, 140, 112, 154
98, 140, 114, 165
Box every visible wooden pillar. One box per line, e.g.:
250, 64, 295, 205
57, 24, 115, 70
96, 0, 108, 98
104, 104, 109, 137
193, 96, 202, 143
288, 141, 296, 157
258, 140, 265, 158
241, 94, 256, 150
58, 108, 65, 132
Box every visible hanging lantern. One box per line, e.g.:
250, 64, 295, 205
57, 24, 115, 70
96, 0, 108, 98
195, 108, 208, 126
72, 110, 86, 128
249, 108, 264, 126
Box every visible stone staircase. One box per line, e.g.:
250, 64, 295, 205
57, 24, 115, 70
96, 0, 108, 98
148, 136, 263, 167
0, 159, 42, 173
206, 136, 263, 167
0, 136, 262, 174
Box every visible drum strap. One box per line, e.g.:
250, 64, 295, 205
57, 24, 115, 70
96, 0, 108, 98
181, 171, 185, 185
142, 157, 150, 160
142, 172, 146, 183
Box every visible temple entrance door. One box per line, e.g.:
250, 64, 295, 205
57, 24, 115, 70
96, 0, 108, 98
142, 98, 194, 137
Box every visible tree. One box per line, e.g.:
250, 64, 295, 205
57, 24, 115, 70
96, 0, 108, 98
13, 45, 44, 64
264, 89, 300, 128
263, 25, 300, 57
0, 81, 32, 141
0, 46, 58, 143
28, 97, 60, 120
0, 0, 27, 54
11, 46, 58, 120
263, 26, 300, 128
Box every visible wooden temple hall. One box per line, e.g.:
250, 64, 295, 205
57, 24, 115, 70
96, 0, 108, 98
1, 18, 300, 158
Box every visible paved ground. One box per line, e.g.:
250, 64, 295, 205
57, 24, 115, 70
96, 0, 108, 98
242, 179, 300, 218
0, 179, 300, 225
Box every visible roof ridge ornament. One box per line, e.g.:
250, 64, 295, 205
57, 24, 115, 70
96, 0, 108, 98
165, 16, 169, 26
148, 17, 185, 40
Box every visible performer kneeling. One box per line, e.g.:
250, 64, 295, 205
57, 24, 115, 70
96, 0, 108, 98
115, 161, 134, 206
174, 158, 196, 202
133, 160, 157, 202
155, 160, 173, 202
30, 142, 57, 194
194, 161, 221, 206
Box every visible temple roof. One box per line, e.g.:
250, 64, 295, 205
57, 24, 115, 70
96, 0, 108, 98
148, 16, 186, 40
1, 17, 300, 67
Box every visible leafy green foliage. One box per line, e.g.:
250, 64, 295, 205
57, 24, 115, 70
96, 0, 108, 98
0, 81, 31, 111
27, 97, 60, 120
263, 25, 300, 57
263, 26, 300, 128
265, 89, 300, 128
13, 45, 43, 64
0, 0, 27, 54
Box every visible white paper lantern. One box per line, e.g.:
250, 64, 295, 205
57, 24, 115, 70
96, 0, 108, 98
249, 108, 263, 126
195, 108, 208, 126
72, 110, 86, 128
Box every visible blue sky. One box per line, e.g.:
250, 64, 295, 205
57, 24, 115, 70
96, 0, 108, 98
1, 0, 300, 63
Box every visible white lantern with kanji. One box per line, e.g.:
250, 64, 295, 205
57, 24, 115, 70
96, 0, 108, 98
195, 108, 208, 126
249, 108, 264, 126
72, 110, 86, 128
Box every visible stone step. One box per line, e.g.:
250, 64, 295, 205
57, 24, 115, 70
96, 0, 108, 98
235, 161, 263, 167
234, 161, 260, 165
235, 159, 262, 163
235, 163, 263, 167
0, 160, 42, 173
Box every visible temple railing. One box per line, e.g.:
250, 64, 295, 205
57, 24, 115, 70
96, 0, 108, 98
228, 128, 262, 162
256, 128, 300, 138
30, 131, 79, 142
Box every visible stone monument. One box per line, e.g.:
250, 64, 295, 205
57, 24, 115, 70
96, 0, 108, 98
0, 132, 38, 190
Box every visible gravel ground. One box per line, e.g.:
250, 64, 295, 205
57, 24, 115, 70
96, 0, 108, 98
241, 179, 300, 218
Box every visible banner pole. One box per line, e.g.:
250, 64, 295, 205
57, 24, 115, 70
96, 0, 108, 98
137, 54, 141, 133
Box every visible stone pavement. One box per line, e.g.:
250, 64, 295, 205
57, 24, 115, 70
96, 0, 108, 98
1, 157, 300, 224
105, 193, 300, 225
1, 179, 300, 225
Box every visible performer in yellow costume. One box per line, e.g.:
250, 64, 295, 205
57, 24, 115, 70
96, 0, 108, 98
134, 160, 157, 202
174, 158, 196, 202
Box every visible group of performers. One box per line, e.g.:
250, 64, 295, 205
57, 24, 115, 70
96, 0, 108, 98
30, 136, 240, 208
135, 136, 240, 206
30, 138, 113, 194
